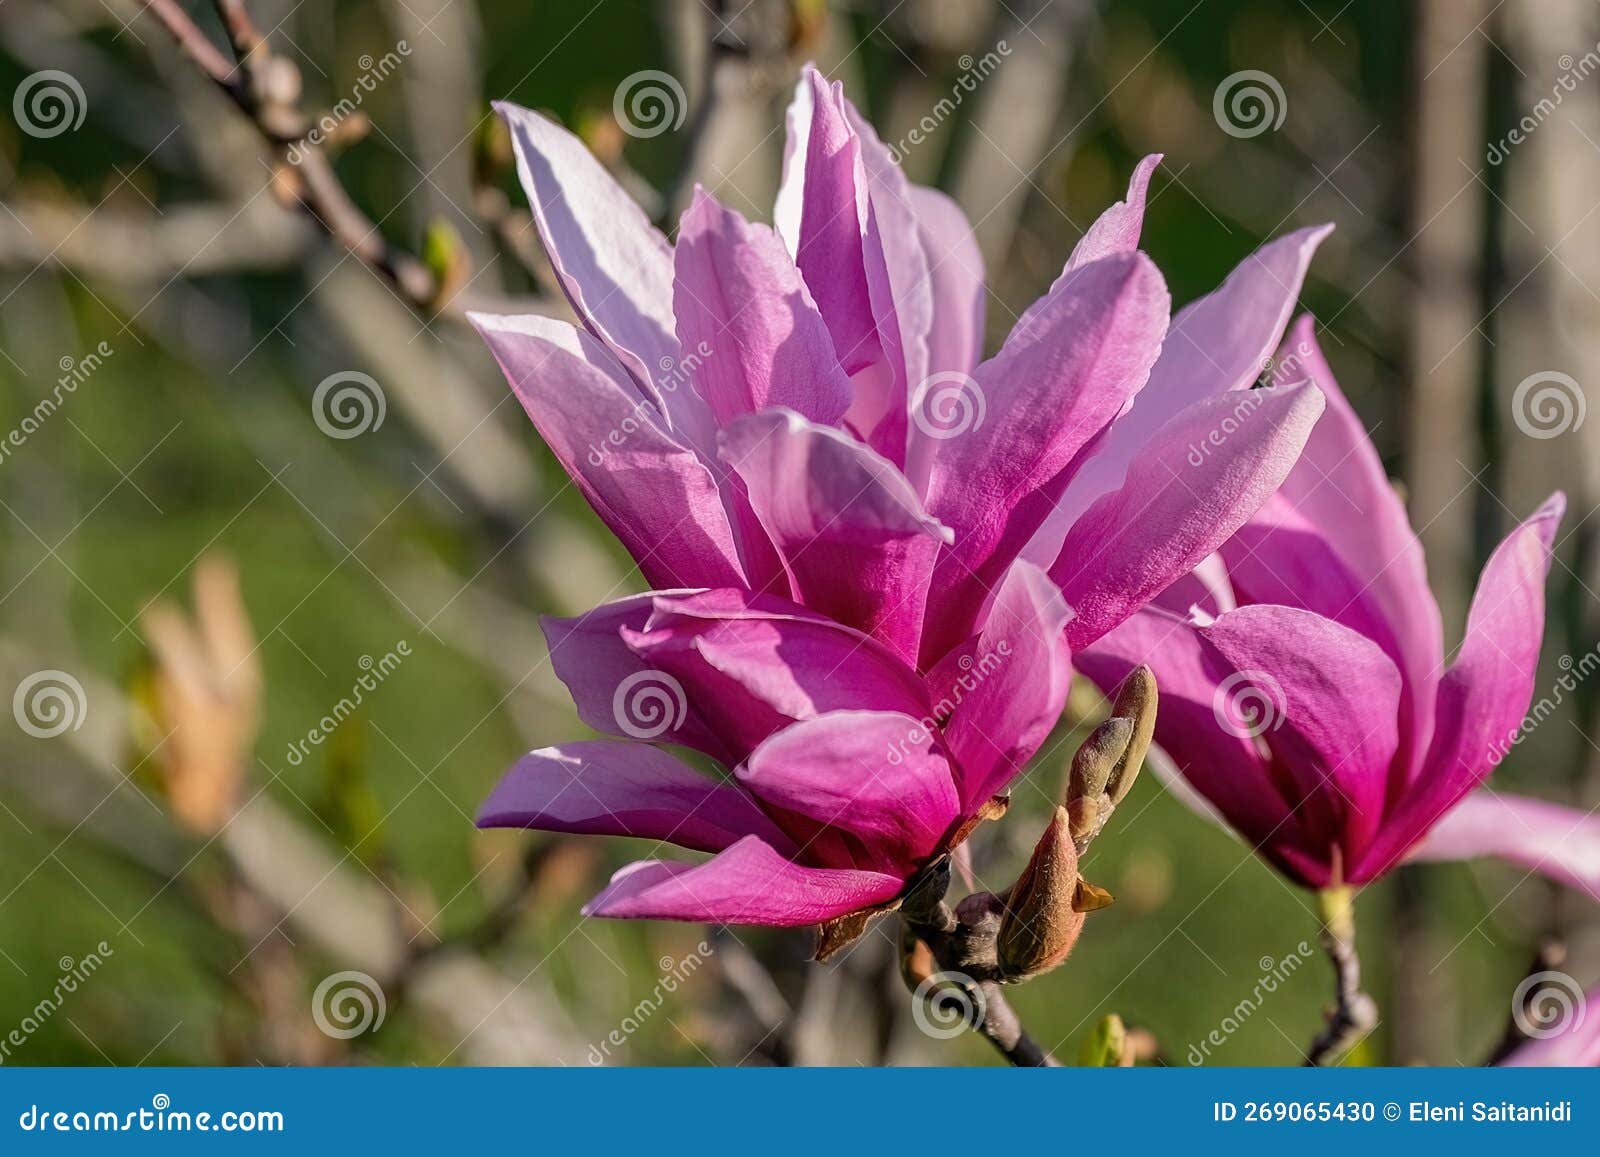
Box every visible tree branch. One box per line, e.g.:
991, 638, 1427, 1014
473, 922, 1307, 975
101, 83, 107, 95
1305, 885, 1379, 1066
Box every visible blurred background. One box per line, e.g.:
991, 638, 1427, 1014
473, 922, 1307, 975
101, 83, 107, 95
0, 0, 1596, 1066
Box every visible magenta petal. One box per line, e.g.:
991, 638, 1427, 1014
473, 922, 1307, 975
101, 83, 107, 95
919, 251, 1170, 664
493, 102, 713, 449
908, 185, 985, 379
739, 711, 961, 874
1356, 495, 1564, 881
541, 594, 733, 763
1076, 609, 1326, 886
937, 562, 1074, 810
477, 741, 793, 855
1198, 604, 1401, 865
622, 593, 930, 762
1011, 154, 1160, 344
1230, 317, 1441, 779
672, 189, 852, 428
582, 835, 905, 926
1053, 381, 1326, 649
1046, 224, 1331, 536
471, 313, 747, 590
718, 408, 951, 663
1407, 791, 1600, 906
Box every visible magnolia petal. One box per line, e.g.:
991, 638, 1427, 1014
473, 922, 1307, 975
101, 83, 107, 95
471, 313, 747, 590
1197, 604, 1402, 866
919, 251, 1169, 664
1042, 224, 1331, 543
1356, 495, 1565, 881
1407, 790, 1600, 906
540, 593, 732, 763
1012, 153, 1160, 345
938, 561, 1075, 810
493, 102, 713, 449
621, 592, 930, 763
1052, 381, 1326, 649
908, 185, 986, 379
583, 835, 905, 926
718, 408, 951, 663
1076, 609, 1326, 887
1231, 316, 1442, 778
740, 711, 961, 874
477, 741, 793, 855
672, 189, 852, 428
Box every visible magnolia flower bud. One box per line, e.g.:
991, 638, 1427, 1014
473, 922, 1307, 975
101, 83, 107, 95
1107, 665, 1157, 804
1066, 717, 1132, 848
997, 807, 1091, 981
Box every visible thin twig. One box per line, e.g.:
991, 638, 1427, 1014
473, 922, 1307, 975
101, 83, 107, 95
900, 865, 1062, 1067
137, 0, 546, 317
1305, 885, 1379, 1066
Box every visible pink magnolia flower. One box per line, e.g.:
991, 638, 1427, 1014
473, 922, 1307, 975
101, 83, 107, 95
469, 66, 1340, 928
478, 563, 1074, 926
469, 65, 1328, 675
1079, 317, 1597, 898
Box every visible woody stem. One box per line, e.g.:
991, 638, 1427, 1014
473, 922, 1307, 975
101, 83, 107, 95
1305, 885, 1378, 1066
901, 872, 1061, 1068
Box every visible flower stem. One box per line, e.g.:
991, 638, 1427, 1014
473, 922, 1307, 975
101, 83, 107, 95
901, 869, 1062, 1067
1305, 885, 1378, 1066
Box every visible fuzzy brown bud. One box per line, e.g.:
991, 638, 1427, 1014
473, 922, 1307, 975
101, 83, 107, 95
997, 807, 1088, 980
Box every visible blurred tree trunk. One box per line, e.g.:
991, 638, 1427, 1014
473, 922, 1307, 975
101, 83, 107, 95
1394, 0, 1495, 1065
1496, 0, 1600, 970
